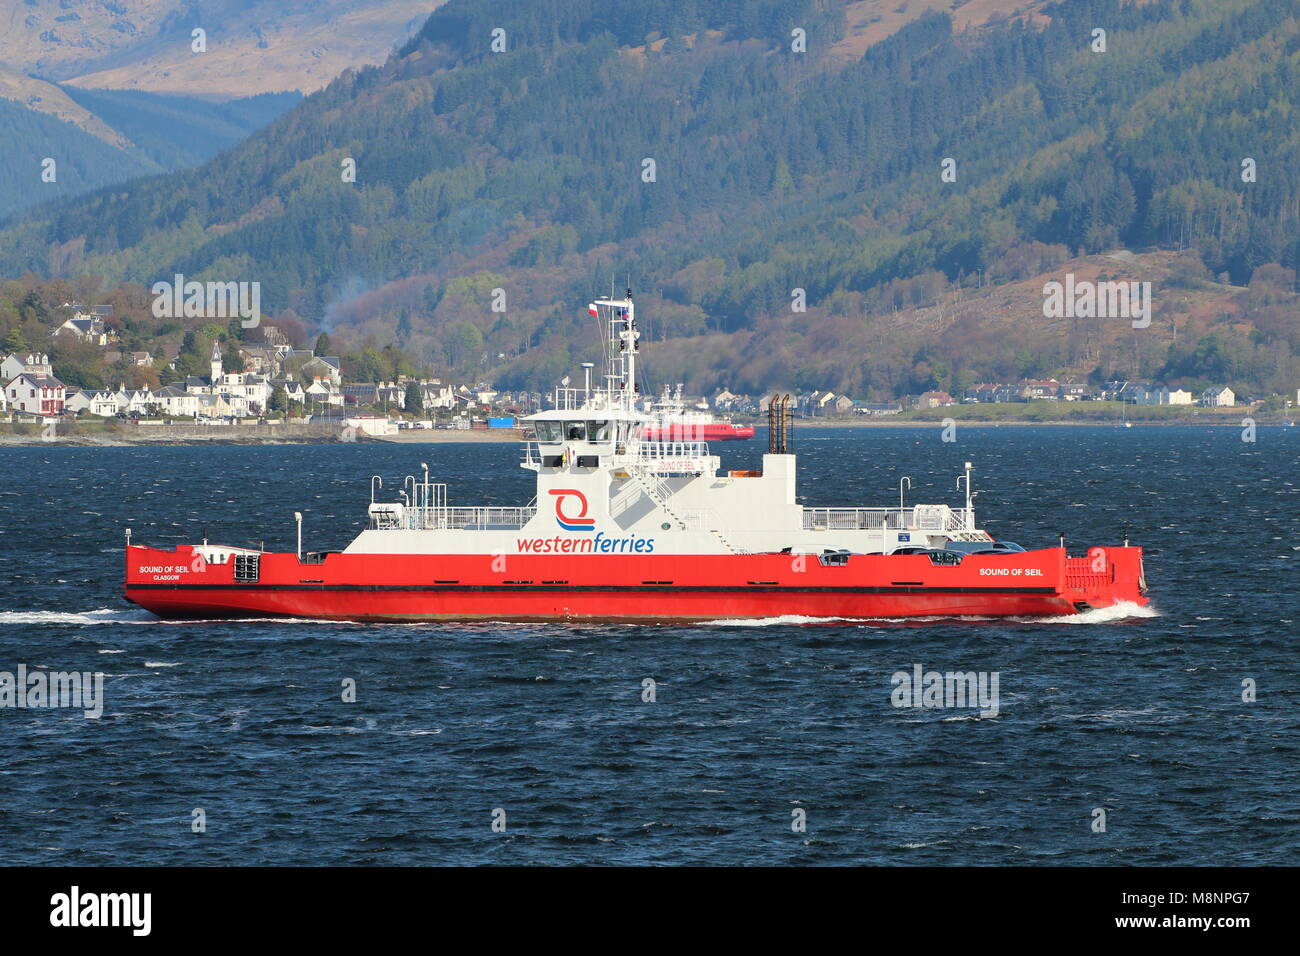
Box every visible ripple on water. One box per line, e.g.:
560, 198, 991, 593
0, 430, 1294, 865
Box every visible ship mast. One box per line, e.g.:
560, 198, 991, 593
590, 286, 639, 412
619, 287, 637, 412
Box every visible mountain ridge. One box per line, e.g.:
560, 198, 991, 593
2, 0, 438, 97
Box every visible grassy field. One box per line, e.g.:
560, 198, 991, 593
896, 401, 1259, 424
0, 419, 120, 438
780, 402, 1271, 427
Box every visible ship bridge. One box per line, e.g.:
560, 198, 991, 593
521, 412, 715, 476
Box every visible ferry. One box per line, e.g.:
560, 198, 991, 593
124, 292, 1149, 622
642, 385, 754, 442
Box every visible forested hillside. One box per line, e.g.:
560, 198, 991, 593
58, 88, 303, 171
0, 97, 156, 220
0, 0, 1296, 398
0, 88, 301, 220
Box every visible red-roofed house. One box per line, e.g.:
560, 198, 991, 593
916, 391, 955, 408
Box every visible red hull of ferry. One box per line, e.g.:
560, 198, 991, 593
124, 544, 1147, 622
642, 423, 754, 441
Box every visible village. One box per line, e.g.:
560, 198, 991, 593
0, 302, 1266, 440
1, 303, 536, 437
709, 379, 1241, 418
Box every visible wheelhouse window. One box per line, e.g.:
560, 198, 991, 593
536, 419, 611, 443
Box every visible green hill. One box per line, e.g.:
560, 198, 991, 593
0, 0, 1296, 397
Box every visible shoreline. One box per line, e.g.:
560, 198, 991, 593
782, 416, 1271, 428
0, 427, 524, 446
0, 418, 1279, 444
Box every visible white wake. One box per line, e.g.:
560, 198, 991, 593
1014, 601, 1160, 625
0, 607, 155, 626
700, 601, 1159, 627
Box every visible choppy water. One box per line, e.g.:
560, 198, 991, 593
0, 426, 1296, 864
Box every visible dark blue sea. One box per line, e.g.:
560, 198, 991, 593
1, 426, 1296, 865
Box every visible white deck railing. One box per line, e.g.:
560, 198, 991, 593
803, 507, 914, 530
801, 505, 974, 532
630, 439, 711, 474
369, 504, 537, 531
632, 439, 708, 457
550, 387, 631, 411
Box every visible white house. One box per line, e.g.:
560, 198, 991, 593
0, 354, 25, 381
212, 390, 249, 417
112, 385, 157, 415
1107, 381, 1158, 404
194, 393, 236, 420
65, 388, 120, 417
1201, 386, 1235, 407
221, 374, 270, 415
1158, 387, 1194, 406
305, 379, 344, 407
1058, 383, 1091, 401
155, 385, 201, 417
801, 390, 837, 414
64, 389, 90, 414
1, 353, 54, 381
268, 379, 306, 406
6, 371, 66, 415
420, 380, 455, 409
1130, 384, 1162, 405
711, 388, 741, 410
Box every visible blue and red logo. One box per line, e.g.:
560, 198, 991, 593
550, 488, 595, 531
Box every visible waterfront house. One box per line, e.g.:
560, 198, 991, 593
155, 385, 201, 417
6, 371, 66, 415
1201, 386, 1235, 407
1018, 379, 1061, 401
916, 391, 956, 408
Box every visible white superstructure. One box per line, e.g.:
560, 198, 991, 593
349, 291, 992, 558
